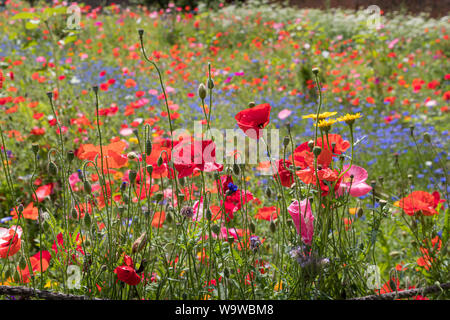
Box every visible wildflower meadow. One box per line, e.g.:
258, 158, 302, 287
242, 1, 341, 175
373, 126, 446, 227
0, 0, 449, 304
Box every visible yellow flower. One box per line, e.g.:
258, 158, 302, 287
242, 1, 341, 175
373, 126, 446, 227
314, 118, 337, 131
274, 280, 283, 291
337, 113, 362, 125
302, 111, 337, 120
113, 171, 124, 180
129, 137, 139, 144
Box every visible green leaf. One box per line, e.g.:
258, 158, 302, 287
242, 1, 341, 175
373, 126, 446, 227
11, 12, 38, 20
25, 21, 40, 30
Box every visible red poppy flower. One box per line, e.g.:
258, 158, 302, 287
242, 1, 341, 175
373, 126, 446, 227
11, 202, 39, 220
172, 140, 223, 178
33, 183, 53, 202
254, 206, 279, 221
114, 265, 141, 286
235, 103, 271, 139
77, 140, 128, 170
394, 191, 444, 216
0, 225, 22, 259
316, 134, 350, 156
273, 159, 294, 187
17, 250, 51, 283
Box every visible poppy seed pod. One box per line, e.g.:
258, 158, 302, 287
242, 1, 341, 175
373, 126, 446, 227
92, 85, 99, 93
313, 146, 322, 157
17, 204, 24, 214
198, 83, 207, 100
138, 29, 144, 37
248, 101, 256, 108
224, 267, 230, 278
227, 236, 235, 244
312, 67, 320, 75
19, 256, 27, 269
283, 136, 290, 147
180, 206, 194, 219
307, 140, 314, 151
32, 143, 39, 155
146, 165, 153, 176
249, 221, 256, 233
423, 132, 431, 143
46, 91, 53, 99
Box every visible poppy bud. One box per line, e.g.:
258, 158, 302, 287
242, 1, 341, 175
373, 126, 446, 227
211, 224, 220, 235
179, 176, 185, 187
84, 181, 92, 194
227, 236, 235, 244
423, 132, 431, 143
214, 172, 220, 181
269, 221, 276, 233
249, 221, 256, 233
207, 78, 214, 89
233, 163, 240, 176
19, 256, 27, 269
153, 193, 164, 202
198, 83, 207, 100
307, 140, 314, 151
265, 187, 272, 198
138, 29, 144, 37
127, 152, 138, 160
146, 165, 153, 176
166, 212, 173, 223
132, 232, 147, 254
283, 136, 290, 147
46, 91, 53, 100
129, 170, 137, 184
356, 207, 364, 218
180, 206, 194, 219
145, 139, 152, 156
409, 125, 415, 137
120, 181, 127, 192
157, 156, 163, 167
248, 101, 256, 108
67, 150, 74, 163
313, 146, 322, 157
84, 211, 91, 227
224, 267, 230, 278
205, 208, 212, 221
32, 143, 39, 155
48, 161, 58, 175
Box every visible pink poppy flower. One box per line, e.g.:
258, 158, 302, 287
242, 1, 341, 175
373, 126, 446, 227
337, 164, 372, 197
278, 109, 292, 120
287, 199, 314, 245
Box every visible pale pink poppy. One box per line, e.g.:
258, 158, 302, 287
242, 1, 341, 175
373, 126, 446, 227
337, 164, 372, 197
288, 199, 314, 245
278, 109, 292, 120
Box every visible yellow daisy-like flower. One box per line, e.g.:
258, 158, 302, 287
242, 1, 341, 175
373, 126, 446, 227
302, 111, 337, 120
337, 113, 362, 125
314, 118, 337, 131
128, 137, 139, 144
274, 280, 283, 291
